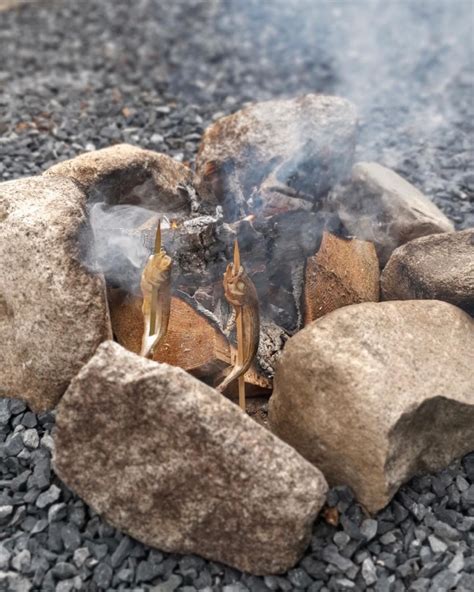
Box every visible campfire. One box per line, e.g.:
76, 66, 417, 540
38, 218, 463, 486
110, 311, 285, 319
1, 94, 472, 577
139, 220, 260, 411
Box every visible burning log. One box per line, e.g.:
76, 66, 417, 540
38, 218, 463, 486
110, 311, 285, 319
140, 221, 172, 357
303, 231, 380, 324
217, 240, 260, 410
109, 290, 270, 394
111, 292, 229, 377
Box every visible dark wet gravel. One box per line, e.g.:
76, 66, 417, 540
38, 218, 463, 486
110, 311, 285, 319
1, 0, 473, 590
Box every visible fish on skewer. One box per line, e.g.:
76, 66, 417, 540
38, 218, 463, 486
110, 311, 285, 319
140, 220, 173, 358
217, 240, 260, 400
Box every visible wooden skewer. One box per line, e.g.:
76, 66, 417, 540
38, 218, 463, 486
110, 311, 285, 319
153, 218, 162, 254
149, 220, 161, 336
233, 239, 246, 411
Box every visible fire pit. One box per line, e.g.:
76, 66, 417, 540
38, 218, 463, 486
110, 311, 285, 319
1, 1, 473, 590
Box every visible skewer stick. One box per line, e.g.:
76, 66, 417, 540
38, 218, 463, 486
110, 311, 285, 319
233, 239, 246, 411
149, 220, 161, 336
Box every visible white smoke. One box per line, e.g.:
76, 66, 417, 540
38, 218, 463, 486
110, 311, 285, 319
86, 203, 160, 293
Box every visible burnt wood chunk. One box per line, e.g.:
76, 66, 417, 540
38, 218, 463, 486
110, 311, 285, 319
110, 292, 229, 378
304, 232, 380, 324
109, 290, 272, 395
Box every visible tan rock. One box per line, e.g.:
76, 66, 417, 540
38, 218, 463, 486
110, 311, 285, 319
45, 144, 193, 213
330, 162, 454, 265
195, 94, 357, 219
304, 231, 380, 323
268, 300, 474, 513
0, 176, 111, 412
54, 341, 328, 575
382, 229, 474, 315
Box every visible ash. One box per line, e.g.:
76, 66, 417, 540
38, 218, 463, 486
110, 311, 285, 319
0, 0, 472, 591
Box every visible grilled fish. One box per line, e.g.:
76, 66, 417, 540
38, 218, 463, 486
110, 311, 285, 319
217, 263, 260, 393
140, 249, 172, 358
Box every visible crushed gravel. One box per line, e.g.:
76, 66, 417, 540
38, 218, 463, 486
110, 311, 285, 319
0, 0, 473, 590
1, 400, 473, 591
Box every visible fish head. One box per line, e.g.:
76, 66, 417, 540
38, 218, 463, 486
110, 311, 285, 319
144, 250, 173, 285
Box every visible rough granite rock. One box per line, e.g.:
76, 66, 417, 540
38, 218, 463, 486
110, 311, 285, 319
194, 94, 357, 219
381, 229, 474, 315
53, 341, 328, 575
268, 300, 474, 513
304, 231, 380, 323
0, 176, 111, 412
45, 144, 193, 213
329, 162, 454, 265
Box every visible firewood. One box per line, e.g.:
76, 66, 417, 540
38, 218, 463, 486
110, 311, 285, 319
110, 292, 229, 377
304, 232, 380, 324
215, 354, 272, 399
109, 290, 271, 395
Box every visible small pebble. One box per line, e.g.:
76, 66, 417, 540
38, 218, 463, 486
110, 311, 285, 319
22, 429, 40, 449
360, 519, 378, 541
0, 505, 13, 521
0, 545, 11, 570
72, 547, 90, 568
93, 562, 113, 588
11, 549, 31, 573
151, 574, 183, 592
36, 484, 61, 509
333, 531, 351, 548
428, 535, 447, 554
361, 557, 377, 586
0, 400, 12, 425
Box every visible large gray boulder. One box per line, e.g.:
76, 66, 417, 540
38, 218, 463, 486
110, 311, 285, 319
54, 341, 328, 575
195, 94, 357, 219
0, 176, 111, 412
329, 162, 454, 265
382, 229, 474, 315
268, 300, 474, 513
45, 144, 193, 214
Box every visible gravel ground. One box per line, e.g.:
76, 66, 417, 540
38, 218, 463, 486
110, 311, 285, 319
0, 1, 473, 591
